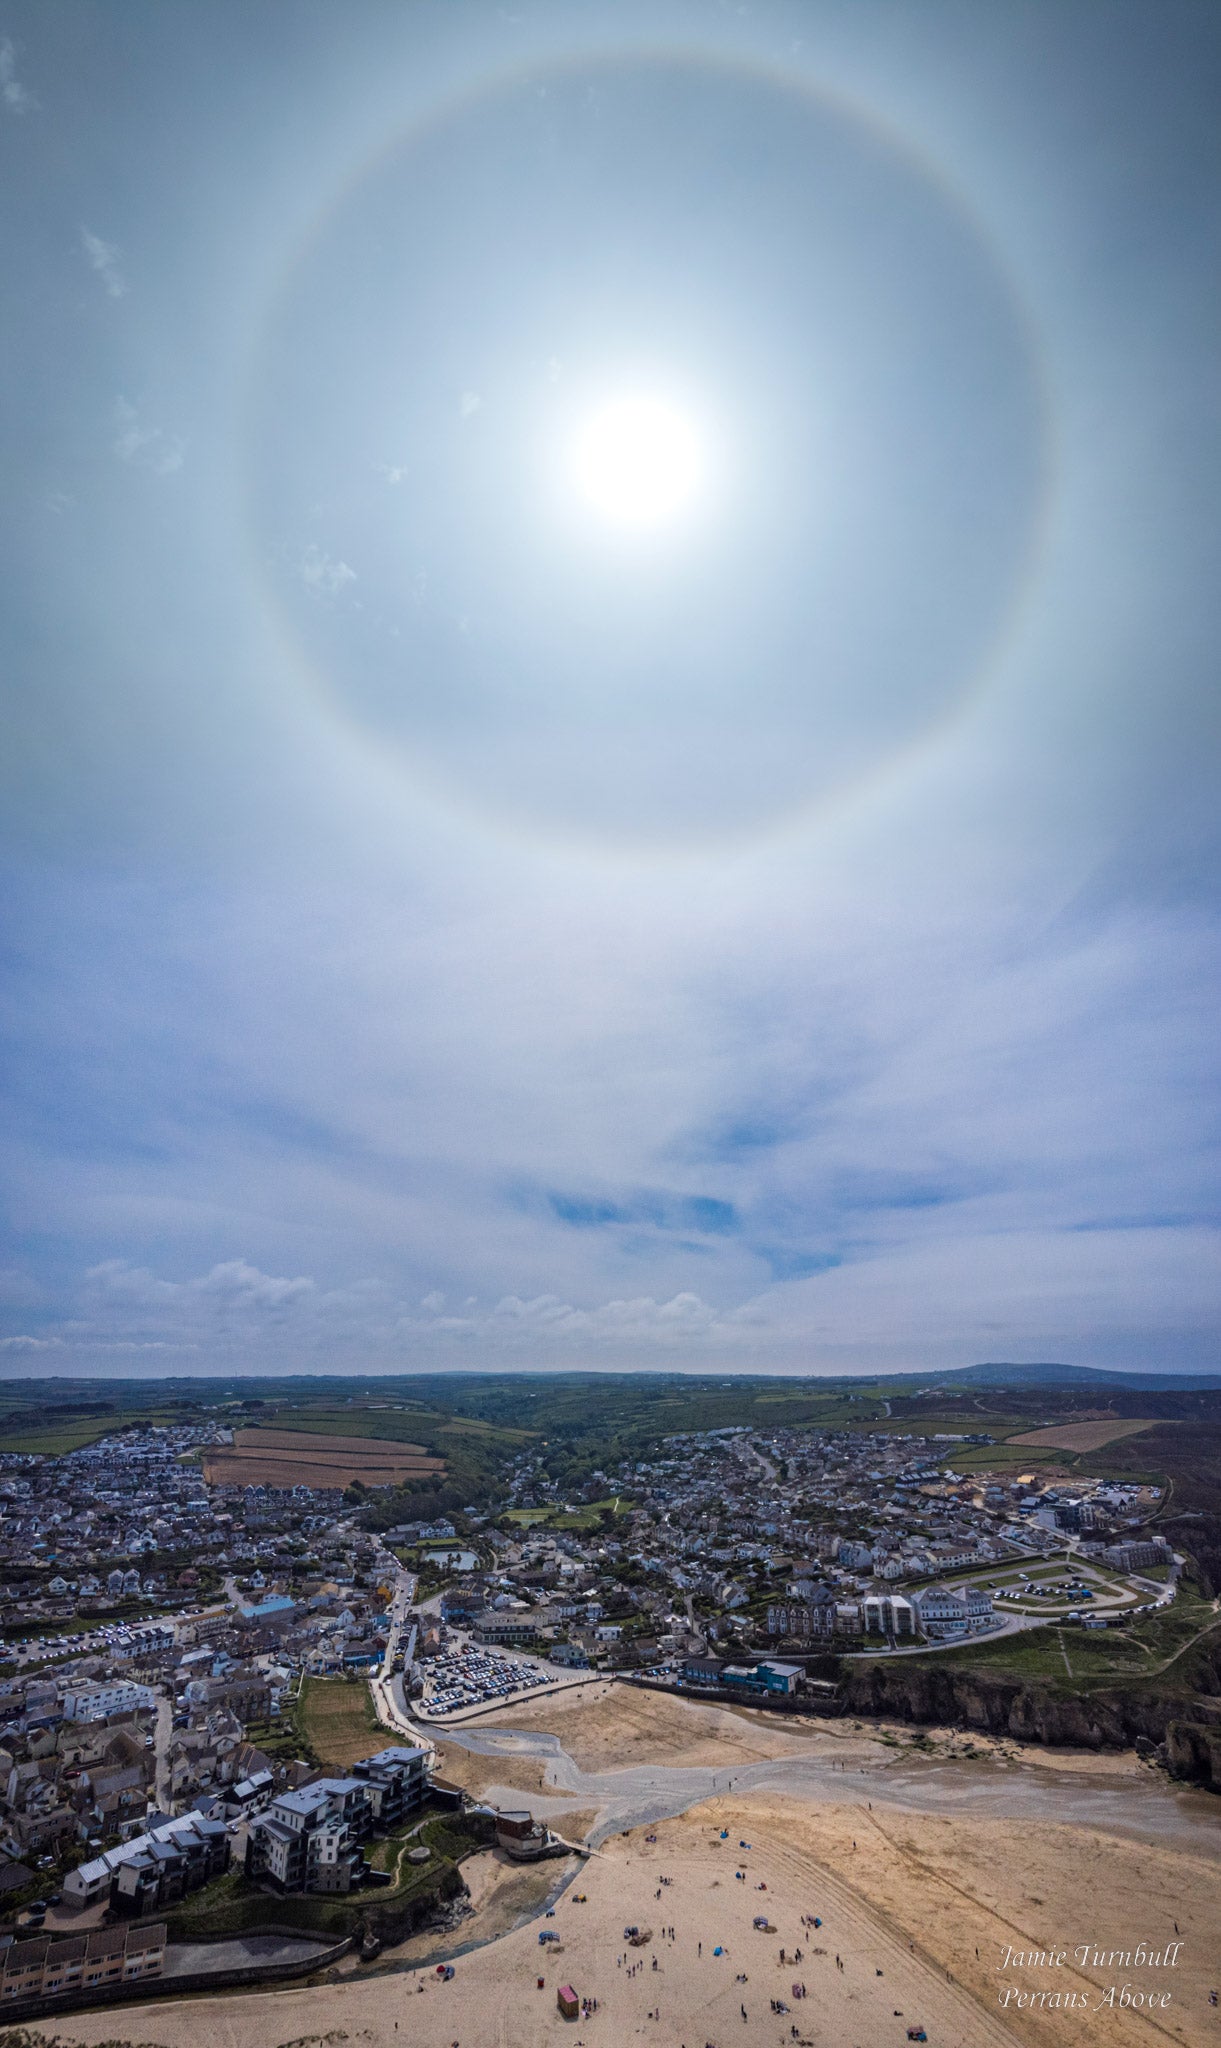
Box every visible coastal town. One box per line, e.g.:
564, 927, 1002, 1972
0, 1407, 1179, 1969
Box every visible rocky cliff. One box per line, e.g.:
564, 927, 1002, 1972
839, 1631, 1221, 1790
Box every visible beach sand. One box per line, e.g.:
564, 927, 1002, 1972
32, 1689, 1217, 2048
38, 1788, 1217, 2048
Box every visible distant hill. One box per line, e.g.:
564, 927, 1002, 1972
921, 1362, 1221, 1392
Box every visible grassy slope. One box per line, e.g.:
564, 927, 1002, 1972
296, 1674, 384, 1766
0, 1410, 187, 1455
909, 1588, 1219, 1694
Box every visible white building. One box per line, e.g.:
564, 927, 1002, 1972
862, 1593, 916, 1636
911, 1583, 994, 1639
62, 1681, 156, 1722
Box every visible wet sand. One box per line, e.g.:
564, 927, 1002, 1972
432, 1685, 1219, 1859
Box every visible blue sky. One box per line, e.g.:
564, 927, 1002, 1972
1, 0, 1218, 1377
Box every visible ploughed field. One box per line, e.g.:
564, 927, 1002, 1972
203, 1425, 446, 1490
1005, 1417, 1161, 1452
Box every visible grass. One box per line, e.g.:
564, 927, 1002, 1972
0, 1419, 129, 1456
935, 1442, 1077, 1472
296, 1675, 383, 1767
504, 1495, 629, 1530
907, 1588, 1219, 1691
869, 1409, 1033, 1439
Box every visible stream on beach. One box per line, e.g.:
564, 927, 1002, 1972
430, 1719, 1220, 1857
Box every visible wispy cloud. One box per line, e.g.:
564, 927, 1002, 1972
401, 1289, 757, 1348
112, 398, 184, 474
0, 37, 36, 114
298, 544, 356, 596
81, 227, 126, 298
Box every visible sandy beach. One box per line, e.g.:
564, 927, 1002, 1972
33, 1687, 1219, 2048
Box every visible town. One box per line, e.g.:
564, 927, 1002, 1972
0, 1402, 1180, 2002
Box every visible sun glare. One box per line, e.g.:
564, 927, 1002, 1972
571, 395, 704, 528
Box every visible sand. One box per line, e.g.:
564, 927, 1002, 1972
32, 1689, 1218, 2048
457, 1681, 886, 1773
446, 1680, 1151, 1784
37, 1787, 1218, 2048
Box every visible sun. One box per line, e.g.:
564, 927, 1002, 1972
571, 395, 704, 528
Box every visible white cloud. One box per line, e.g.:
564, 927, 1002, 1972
401, 1289, 750, 1350
0, 38, 36, 113
298, 544, 356, 596
112, 398, 184, 474
81, 227, 126, 298
459, 390, 481, 419
86, 1258, 314, 1313
0, 1334, 63, 1351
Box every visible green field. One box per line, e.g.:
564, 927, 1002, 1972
934, 1441, 1077, 1472
909, 1589, 1219, 1691
505, 1494, 628, 1530
0, 1417, 134, 1455
295, 1674, 383, 1765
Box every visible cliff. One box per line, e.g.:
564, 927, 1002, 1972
839, 1632, 1221, 1791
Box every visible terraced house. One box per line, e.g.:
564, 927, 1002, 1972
0, 1923, 165, 2004
62, 1811, 230, 1913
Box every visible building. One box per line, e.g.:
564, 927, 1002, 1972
246, 1746, 427, 1895
470, 1613, 538, 1646
492, 1809, 551, 1860
236, 1594, 298, 1631
719, 1661, 802, 1696
862, 1592, 916, 1636
61, 1682, 156, 1723
246, 1779, 370, 1894
0, 1923, 166, 2004
1101, 1538, 1170, 1571
680, 1655, 800, 1696
767, 1587, 845, 1638
911, 1582, 994, 1639
352, 1745, 429, 1829
63, 1814, 229, 1913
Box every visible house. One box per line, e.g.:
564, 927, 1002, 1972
62, 1813, 229, 1913
0, 1923, 165, 2002
911, 1582, 994, 1639
61, 1682, 156, 1723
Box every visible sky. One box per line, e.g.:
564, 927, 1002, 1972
1, 0, 1218, 1380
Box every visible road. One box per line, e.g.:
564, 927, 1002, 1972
153, 1691, 173, 1811
735, 1437, 778, 1485
378, 1557, 417, 1679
